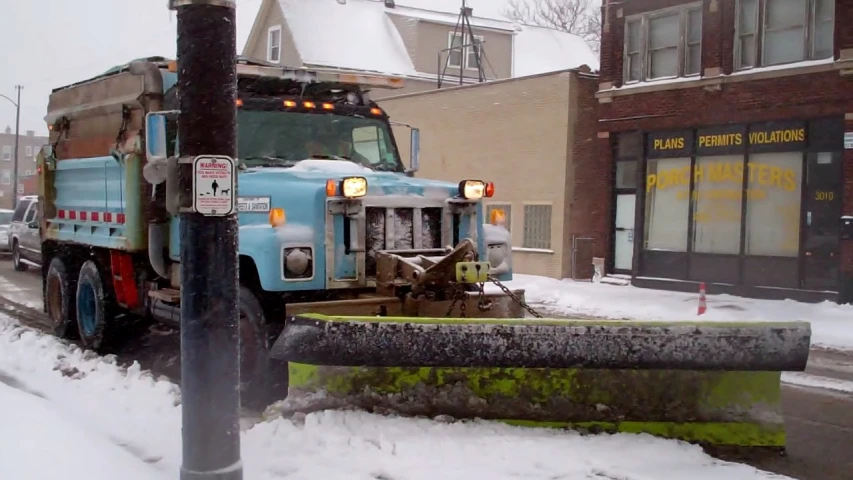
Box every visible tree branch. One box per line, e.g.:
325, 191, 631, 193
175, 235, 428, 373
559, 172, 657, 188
504, 0, 600, 53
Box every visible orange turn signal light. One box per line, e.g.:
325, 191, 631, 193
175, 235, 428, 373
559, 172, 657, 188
489, 208, 506, 226
322, 103, 335, 110
235, 98, 244, 107
269, 208, 286, 227
370, 107, 383, 116
304, 101, 316, 109
325, 179, 338, 197
284, 100, 297, 108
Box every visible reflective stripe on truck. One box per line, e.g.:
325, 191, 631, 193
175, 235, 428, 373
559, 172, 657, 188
56, 210, 126, 224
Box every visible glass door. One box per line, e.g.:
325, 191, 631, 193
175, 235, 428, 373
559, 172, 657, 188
614, 193, 636, 272
802, 152, 842, 291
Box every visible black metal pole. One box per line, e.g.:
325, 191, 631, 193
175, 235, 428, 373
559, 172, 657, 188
173, 1, 242, 479
12, 85, 21, 209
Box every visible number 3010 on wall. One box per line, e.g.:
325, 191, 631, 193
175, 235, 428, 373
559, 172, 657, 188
814, 191, 835, 201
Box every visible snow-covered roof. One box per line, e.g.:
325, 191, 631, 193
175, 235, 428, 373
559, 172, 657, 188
513, 24, 600, 76
394, 0, 512, 22
277, 0, 418, 76
261, 0, 597, 79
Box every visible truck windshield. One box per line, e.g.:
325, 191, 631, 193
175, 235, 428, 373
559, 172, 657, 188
237, 110, 403, 172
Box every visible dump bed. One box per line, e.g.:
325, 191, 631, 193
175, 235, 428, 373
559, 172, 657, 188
40, 58, 175, 251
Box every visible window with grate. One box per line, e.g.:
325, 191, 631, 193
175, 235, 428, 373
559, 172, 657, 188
522, 204, 552, 250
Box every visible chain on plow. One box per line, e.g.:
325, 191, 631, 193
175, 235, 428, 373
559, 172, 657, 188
487, 275, 543, 318
444, 275, 543, 319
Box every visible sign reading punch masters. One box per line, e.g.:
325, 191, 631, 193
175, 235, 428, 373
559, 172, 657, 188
646, 121, 806, 201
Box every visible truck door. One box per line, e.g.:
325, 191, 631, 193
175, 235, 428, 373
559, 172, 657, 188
20, 200, 40, 262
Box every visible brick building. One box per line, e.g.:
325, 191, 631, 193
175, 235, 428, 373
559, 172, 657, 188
0, 126, 45, 209
596, 0, 853, 303
381, 69, 605, 279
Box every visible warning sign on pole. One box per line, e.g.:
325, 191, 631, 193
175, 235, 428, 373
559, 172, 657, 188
192, 155, 236, 216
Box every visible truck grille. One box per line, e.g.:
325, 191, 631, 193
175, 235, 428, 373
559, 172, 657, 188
365, 207, 443, 277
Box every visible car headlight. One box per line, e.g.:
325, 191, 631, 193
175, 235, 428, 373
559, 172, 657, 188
341, 176, 368, 198
459, 180, 485, 200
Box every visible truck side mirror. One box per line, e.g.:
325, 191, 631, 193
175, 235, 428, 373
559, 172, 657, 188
145, 112, 169, 162
409, 128, 420, 173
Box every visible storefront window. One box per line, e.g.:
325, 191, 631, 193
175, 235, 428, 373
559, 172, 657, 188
691, 155, 744, 254
644, 157, 690, 251
744, 152, 802, 257
615, 160, 638, 189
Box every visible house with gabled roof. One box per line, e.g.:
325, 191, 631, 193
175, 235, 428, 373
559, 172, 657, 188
241, 0, 599, 97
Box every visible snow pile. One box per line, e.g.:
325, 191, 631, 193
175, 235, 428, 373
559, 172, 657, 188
0, 316, 794, 480
0, 381, 170, 480
781, 372, 853, 394
492, 274, 853, 351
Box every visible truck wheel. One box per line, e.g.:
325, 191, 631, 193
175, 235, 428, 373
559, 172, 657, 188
12, 241, 28, 272
45, 256, 78, 339
75, 260, 109, 351
239, 286, 275, 410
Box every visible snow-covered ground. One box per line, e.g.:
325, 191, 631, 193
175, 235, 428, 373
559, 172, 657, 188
0, 315, 795, 480
492, 274, 853, 352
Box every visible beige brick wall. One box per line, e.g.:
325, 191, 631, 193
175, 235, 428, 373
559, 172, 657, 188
380, 72, 577, 279
370, 78, 438, 100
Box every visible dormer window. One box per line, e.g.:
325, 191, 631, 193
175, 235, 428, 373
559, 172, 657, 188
448, 32, 484, 70
267, 25, 282, 63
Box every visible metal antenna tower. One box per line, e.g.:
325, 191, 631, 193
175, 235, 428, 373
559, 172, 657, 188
437, 0, 486, 88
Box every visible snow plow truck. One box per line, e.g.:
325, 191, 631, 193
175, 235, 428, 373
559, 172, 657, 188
38, 56, 811, 453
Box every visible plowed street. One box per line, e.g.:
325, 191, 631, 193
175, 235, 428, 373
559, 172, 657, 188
0, 260, 851, 480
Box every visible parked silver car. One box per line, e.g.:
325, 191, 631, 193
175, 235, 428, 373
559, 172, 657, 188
0, 208, 13, 253
8, 196, 41, 271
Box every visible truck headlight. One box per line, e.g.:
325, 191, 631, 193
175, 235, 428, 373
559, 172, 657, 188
341, 177, 368, 198
459, 180, 485, 200
284, 247, 313, 279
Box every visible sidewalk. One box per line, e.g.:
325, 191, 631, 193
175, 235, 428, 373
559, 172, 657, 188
490, 274, 853, 353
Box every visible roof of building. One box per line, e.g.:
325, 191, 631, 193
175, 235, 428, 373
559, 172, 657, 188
277, 0, 418, 76
513, 24, 600, 76
252, 0, 597, 78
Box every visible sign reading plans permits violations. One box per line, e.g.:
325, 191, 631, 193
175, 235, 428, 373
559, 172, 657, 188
193, 155, 236, 216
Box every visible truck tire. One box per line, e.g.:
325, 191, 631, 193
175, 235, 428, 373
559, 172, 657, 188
45, 256, 78, 339
239, 286, 277, 410
75, 260, 110, 351
12, 241, 28, 272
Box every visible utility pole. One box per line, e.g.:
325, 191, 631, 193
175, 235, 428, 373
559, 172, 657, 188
12, 85, 21, 209
168, 1, 242, 480
0, 86, 22, 208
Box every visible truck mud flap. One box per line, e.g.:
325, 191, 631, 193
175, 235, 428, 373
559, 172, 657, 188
268, 316, 811, 449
